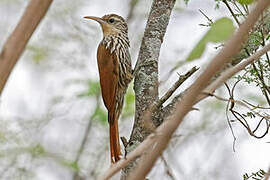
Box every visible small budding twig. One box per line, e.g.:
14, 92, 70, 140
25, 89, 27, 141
156, 66, 199, 108
198, 9, 213, 26
205, 86, 270, 140
99, 1, 270, 180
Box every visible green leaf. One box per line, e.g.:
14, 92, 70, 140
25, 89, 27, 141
237, 0, 254, 5
186, 17, 235, 61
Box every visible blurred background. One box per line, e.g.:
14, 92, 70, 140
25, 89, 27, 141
0, 0, 269, 179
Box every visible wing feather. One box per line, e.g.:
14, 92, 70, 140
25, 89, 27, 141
97, 44, 119, 113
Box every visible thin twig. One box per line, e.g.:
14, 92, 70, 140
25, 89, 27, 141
198, 9, 213, 24
161, 155, 177, 180
242, 100, 270, 110
222, 0, 241, 26
127, 1, 270, 180
204, 92, 270, 119
224, 82, 237, 151
72, 94, 100, 180
251, 63, 270, 105
232, 1, 246, 17
98, 134, 157, 180
98, 1, 270, 179
205, 91, 270, 139
225, 96, 237, 152
203, 43, 270, 100
156, 66, 198, 108
224, 0, 270, 106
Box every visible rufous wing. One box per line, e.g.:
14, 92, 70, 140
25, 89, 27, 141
97, 44, 119, 115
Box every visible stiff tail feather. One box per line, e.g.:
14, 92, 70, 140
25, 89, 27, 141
109, 112, 121, 163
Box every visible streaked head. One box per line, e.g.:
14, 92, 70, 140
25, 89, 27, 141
84, 14, 128, 36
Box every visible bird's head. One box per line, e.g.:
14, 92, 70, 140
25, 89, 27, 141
84, 14, 128, 36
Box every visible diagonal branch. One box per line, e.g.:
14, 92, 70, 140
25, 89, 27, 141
0, 0, 53, 95
161, 155, 177, 180
99, 1, 270, 180
163, 41, 270, 117
202, 43, 270, 101
155, 66, 198, 108
98, 1, 270, 179
72, 94, 100, 180
122, 0, 176, 179
128, 1, 270, 179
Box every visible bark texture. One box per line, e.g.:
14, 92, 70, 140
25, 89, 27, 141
121, 0, 176, 179
0, 0, 53, 95
127, 1, 270, 179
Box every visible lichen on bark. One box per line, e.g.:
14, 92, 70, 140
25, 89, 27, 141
121, 0, 176, 179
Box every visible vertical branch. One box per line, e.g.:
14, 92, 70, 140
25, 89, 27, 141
132, 0, 176, 144
121, 0, 176, 178
127, 1, 270, 179
0, 0, 53, 95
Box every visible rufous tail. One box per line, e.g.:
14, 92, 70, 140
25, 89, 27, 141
109, 112, 121, 163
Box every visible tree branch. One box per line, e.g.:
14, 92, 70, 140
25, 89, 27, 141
98, 1, 270, 179
163, 28, 270, 119
121, 0, 176, 179
202, 42, 270, 100
0, 0, 53, 95
161, 155, 177, 180
72, 95, 100, 180
98, 134, 156, 180
155, 66, 198, 108
128, 1, 270, 179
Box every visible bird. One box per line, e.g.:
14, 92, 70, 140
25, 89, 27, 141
84, 14, 133, 163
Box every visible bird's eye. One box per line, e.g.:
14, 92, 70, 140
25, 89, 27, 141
109, 18, 115, 23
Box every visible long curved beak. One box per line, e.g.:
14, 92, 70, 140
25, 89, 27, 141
84, 16, 106, 24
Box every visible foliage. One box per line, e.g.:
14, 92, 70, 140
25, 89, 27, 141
1, 0, 269, 179
186, 17, 235, 61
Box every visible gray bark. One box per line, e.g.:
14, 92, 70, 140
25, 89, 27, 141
121, 0, 176, 179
